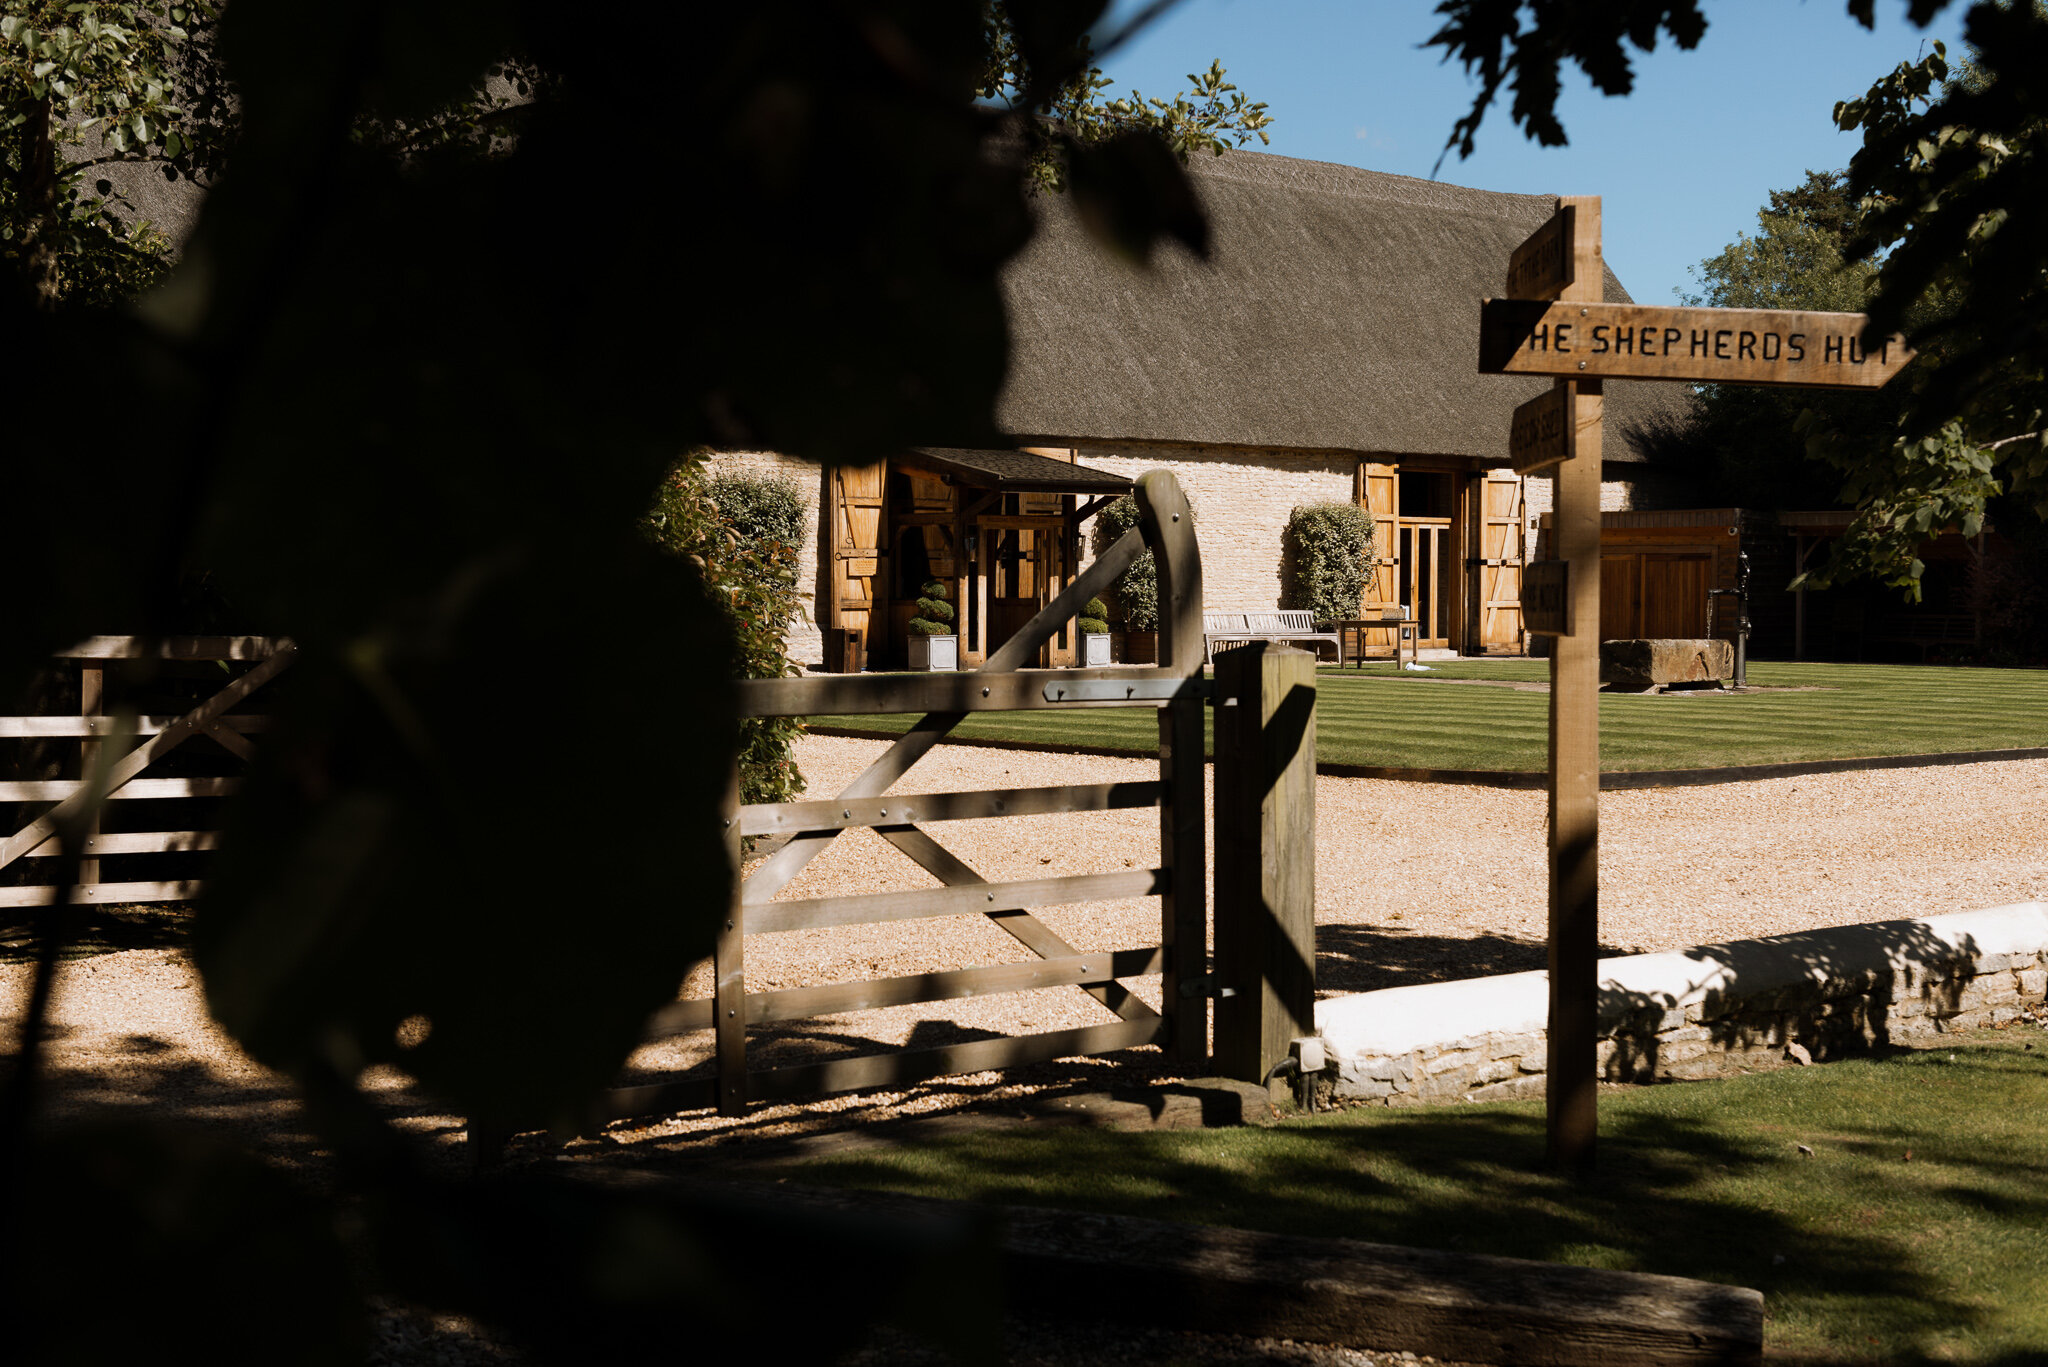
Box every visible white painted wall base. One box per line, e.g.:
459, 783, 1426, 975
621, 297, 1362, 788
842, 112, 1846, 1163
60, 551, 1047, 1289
1313, 903, 2048, 1106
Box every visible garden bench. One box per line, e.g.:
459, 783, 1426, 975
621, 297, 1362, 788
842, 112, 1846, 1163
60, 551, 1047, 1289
1202, 610, 1343, 666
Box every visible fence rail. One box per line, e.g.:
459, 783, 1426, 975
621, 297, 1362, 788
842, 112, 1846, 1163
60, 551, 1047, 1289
1, 636, 290, 910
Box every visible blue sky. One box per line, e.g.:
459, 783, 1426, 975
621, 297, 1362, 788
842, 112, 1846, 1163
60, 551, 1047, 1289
1092, 1, 1969, 306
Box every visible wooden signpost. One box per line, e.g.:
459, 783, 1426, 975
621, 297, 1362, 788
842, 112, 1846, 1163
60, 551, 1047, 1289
1481, 300, 1913, 389
1482, 198, 1911, 1169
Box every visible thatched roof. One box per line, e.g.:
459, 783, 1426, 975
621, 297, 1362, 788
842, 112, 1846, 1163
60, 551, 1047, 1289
996, 148, 1691, 463
900, 446, 1131, 493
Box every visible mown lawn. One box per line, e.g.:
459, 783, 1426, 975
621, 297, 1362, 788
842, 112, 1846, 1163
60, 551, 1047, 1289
784, 1028, 2048, 1366
808, 660, 2048, 772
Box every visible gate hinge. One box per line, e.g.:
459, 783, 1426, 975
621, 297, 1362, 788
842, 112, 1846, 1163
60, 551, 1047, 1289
1178, 975, 1239, 1000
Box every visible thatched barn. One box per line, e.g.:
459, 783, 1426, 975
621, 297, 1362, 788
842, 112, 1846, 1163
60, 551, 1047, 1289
714, 147, 1693, 670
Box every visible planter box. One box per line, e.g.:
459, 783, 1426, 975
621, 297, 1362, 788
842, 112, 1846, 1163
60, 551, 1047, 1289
1118, 630, 1158, 665
1080, 633, 1111, 667
908, 634, 958, 671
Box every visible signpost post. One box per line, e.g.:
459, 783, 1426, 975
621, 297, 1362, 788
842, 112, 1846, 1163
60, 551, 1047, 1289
1482, 198, 1911, 1169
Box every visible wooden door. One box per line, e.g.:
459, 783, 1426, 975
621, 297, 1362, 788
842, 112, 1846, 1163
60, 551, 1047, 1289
1642, 554, 1710, 637
1600, 555, 1642, 640
1474, 471, 1525, 653
1355, 462, 1400, 653
827, 461, 886, 669
1399, 520, 1453, 647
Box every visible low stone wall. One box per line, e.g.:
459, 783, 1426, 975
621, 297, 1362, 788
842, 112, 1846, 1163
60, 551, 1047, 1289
1312, 903, 2048, 1107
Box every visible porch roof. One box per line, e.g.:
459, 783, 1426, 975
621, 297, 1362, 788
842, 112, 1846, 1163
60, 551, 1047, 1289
900, 446, 1133, 495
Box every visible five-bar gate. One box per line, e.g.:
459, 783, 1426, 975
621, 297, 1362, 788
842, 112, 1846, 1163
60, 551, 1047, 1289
610, 471, 1211, 1120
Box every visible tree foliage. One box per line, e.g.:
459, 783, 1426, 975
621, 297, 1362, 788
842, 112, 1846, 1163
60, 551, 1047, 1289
1282, 501, 1375, 625
976, 0, 1269, 263
1810, 9, 2048, 594
0, 0, 224, 305
5, 2, 1229, 1359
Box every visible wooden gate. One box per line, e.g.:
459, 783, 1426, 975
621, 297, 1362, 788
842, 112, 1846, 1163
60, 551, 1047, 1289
611, 472, 1210, 1120
1, 637, 293, 911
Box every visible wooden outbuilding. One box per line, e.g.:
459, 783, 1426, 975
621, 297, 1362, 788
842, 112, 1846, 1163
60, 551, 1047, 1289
824, 446, 1132, 670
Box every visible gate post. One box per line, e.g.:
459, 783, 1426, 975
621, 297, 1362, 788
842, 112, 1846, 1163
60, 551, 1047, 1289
1137, 471, 1208, 1072
715, 762, 747, 1116
1211, 642, 1316, 1085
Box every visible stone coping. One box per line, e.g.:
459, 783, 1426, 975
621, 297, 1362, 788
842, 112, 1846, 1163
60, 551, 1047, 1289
1315, 903, 2048, 1096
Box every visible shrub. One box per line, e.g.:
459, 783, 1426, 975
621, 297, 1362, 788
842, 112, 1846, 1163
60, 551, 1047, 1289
705, 473, 805, 553
909, 578, 956, 635
1092, 493, 1193, 632
642, 456, 807, 807
1283, 502, 1375, 625
1078, 596, 1108, 636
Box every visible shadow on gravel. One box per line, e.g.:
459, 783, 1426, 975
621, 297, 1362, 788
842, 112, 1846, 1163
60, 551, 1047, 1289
0, 903, 195, 962
1315, 923, 1637, 994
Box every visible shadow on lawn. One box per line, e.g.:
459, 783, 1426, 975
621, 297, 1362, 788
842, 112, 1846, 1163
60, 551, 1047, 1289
792, 1084, 2046, 1367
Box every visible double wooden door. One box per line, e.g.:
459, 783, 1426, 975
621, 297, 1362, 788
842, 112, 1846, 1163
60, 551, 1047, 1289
1360, 465, 1525, 654
1601, 553, 1711, 639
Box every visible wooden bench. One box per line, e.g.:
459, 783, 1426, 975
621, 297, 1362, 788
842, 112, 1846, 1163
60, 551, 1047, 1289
1202, 610, 1343, 666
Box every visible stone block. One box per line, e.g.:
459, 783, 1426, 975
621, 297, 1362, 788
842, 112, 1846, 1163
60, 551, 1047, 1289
2021, 968, 2046, 999
1490, 1032, 1540, 1060
1600, 638, 1733, 691
1660, 1024, 1713, 1044
1425, 1049, 1482, 1077
1474, 1057, 1519, 1085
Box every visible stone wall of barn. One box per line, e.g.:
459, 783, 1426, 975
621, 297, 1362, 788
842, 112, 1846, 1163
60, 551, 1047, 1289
703, 449, 826, 666
1067, 441, 1359, 614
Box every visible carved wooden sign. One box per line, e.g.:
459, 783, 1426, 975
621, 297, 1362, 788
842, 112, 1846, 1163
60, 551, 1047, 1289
1504, 205, 1575, 301
1508, 384, 1571, 474
1480, 300, 1913, 389
1521, 560, 1568, 636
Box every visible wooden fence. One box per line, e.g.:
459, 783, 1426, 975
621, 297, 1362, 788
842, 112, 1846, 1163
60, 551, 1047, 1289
0, 636, 293, 911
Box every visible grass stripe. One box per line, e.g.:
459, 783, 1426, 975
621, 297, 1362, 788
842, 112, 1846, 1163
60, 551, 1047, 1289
806, 661, 2048, 774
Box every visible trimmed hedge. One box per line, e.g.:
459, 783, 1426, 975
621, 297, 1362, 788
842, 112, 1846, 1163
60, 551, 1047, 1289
1092, 493, 1198, 631
643, 458, 807, 807
1078, 596, 1109, 636
909, 578, 956, 635
1283, 502, 1375, 625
